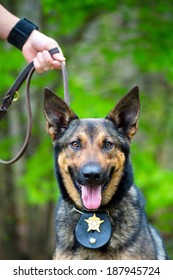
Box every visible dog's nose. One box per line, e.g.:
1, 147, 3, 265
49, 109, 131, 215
81, 163, 103, 185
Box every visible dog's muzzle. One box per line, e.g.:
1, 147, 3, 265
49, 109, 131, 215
79, 163, 107, 187
72, 162, 109, 211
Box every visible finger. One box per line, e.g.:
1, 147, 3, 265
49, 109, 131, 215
34, 61, 43, 73
42, 50, 65, 69
42, 50, 55, 68
33, 56, 44, 73
38, 51, 50, 70
52, 60, 63, 70
36, 51, 50, 71
39, 50, 63, 70
44, 51, 63, 69
34, 50, 65, 72
52, 52, 66, 62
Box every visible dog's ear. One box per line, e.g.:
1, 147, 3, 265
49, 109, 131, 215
44, 88, 78, 141
106, 86, 140, 141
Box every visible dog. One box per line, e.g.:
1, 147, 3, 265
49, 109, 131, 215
43, 86, 168, 260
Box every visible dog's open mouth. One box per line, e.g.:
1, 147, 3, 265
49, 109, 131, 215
69, 166, 113, 211
80, 185, 102, 210
75, 181, 108, 210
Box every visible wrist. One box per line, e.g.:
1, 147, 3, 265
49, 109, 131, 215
7, 18, 38, 50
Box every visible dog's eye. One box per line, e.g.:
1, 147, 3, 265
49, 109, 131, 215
70, 141, 80, 149
103, 141, 114, 150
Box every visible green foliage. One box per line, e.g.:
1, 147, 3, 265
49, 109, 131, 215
132, 147, 173, 214
0, 46, 25, 89
42, 0, 117, 34
17, 139, 59, 205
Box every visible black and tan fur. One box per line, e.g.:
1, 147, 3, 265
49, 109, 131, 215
44, 86, 167, 260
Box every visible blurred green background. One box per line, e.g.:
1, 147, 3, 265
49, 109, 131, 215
0, 0, 173, 259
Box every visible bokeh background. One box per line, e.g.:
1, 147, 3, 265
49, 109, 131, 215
0, 0, 173, 259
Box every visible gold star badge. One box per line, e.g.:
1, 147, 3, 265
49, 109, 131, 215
85, 213, 104, 232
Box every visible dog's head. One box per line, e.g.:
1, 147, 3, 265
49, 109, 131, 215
44, 87, 140, 211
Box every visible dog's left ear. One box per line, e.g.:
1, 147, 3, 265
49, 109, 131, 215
44, 88, 78, 141
106, 86, 140, 141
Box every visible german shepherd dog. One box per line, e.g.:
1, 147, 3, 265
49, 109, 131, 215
43, 86, 167, 260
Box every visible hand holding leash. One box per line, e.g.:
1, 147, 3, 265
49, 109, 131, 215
0, 47, 70, 164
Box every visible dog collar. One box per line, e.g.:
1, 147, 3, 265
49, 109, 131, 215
75, 211, 112, 249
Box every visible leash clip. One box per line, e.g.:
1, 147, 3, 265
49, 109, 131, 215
13, 91, 20, 102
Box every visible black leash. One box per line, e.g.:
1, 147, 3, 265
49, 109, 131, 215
0, 47, 70, 164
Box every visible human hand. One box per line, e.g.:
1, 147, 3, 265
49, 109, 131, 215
22, 30, 65, 73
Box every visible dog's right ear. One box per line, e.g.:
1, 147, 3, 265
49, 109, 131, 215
43, 88, 78, 141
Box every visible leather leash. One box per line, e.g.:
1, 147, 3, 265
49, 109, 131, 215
0, 47, 70, 164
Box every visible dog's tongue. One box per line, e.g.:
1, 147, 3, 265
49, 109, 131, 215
81, 185, 102, 210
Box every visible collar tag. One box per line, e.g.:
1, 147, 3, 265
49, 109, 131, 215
75, 212, 112, 249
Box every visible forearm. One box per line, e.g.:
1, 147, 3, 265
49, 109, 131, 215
0, 4, 19, 39
0, 4, 65, 72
